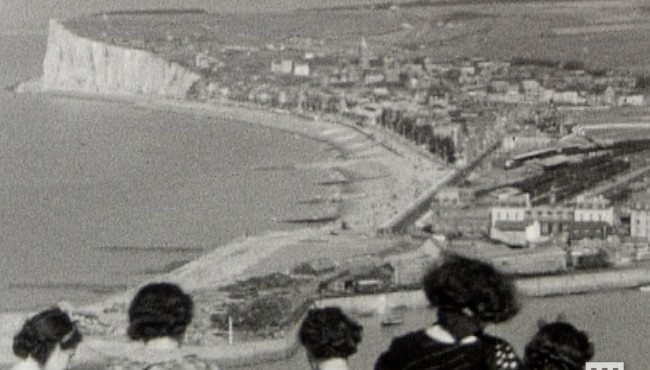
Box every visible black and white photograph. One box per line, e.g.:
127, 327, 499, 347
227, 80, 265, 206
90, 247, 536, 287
0, 0, 647, 369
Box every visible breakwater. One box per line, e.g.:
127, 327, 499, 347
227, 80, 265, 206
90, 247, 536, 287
37, 19, 201, 97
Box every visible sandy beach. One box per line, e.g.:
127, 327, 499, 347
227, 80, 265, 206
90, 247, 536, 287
0, 90, 451, 365
80, 94, 452, 310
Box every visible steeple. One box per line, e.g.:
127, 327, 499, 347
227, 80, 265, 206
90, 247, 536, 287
359, 36, 370, 70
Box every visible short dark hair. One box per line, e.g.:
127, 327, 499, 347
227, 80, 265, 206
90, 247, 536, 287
422, 255, 519, 322
127, 282, 194, 342
13, 307, 82, 365
298, 307, 363, 360
525, 322, 594, 370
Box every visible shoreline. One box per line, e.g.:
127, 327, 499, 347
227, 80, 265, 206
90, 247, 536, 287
0, 82, 449, 365
5, 83, 650, 368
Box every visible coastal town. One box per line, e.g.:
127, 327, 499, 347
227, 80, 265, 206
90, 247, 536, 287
7, 1, 650, 368
42, 4, 650, 348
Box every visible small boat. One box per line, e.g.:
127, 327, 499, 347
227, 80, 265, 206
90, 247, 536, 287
639, 285, 650, 292
380, 311, 404, 327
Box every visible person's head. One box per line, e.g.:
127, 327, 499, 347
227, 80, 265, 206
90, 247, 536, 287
422, 255, 519, 324
299, 307, 363, 366
127, 282, 194, 343
13, 307, 82, 370
525, 321, 593, 370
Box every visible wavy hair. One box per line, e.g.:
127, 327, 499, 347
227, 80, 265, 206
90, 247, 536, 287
299, 307, 363, 360
525, 322, 594, 370
13, 307, 82, 365
422, 255, 519, 323
127, 282, 194, 342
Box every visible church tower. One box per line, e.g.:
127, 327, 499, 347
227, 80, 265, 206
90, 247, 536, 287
359, 37, 370, 70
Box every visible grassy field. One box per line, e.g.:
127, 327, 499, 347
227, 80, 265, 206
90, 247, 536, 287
64, 0, 650, 74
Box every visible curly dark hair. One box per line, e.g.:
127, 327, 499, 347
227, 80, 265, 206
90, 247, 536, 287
13, 307, 82, 365
525, 322, 594, 370
298, 307, 363, 360
422, 255, 519, 323
127, 282, 194, 342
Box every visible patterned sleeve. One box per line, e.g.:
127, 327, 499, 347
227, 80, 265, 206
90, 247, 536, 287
485, 337, 523, 370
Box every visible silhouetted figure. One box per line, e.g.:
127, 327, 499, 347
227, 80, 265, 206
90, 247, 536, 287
12, 307, 82, 370
127, 282, 194, 348
375, 255, 522, 370
525, 321, 593, 370
106, 282, 218, 370
299, 307, 363, 370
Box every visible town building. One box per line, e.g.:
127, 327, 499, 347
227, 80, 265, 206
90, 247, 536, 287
363, 71, 385, 85
490, 194, 616, 245
574, 195, 615, 225
430, 206, 491, 238
271, 59, 294, 74
631, 203, 650, 239
501, 130, 554, 151
294, 63, 310, 77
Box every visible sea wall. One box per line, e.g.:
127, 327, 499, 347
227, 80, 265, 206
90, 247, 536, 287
516, 266, 650, 297
39, 19, 201, 97
317, 266, 650, 314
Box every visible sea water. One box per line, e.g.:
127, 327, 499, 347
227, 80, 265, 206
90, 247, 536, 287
0, 33, 337, 310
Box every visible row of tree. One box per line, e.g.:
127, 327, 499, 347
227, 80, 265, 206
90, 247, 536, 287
378, 108, 457, 164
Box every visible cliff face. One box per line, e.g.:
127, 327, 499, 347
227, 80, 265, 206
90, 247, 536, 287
41, 19, 201, 98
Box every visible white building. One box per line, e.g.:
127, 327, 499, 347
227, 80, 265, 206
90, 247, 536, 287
490, 194, 531, 228
631, 204, 650, 239
574, 195, 615, 225
294, 63, 310, 77
272, 59, 294, 74
490, 194, 615, 244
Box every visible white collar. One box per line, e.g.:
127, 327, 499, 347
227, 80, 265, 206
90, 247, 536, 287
425, 324, 477, 345
317, 358, 349, 370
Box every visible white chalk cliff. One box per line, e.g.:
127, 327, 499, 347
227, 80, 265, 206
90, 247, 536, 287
40, 19, 201, 98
